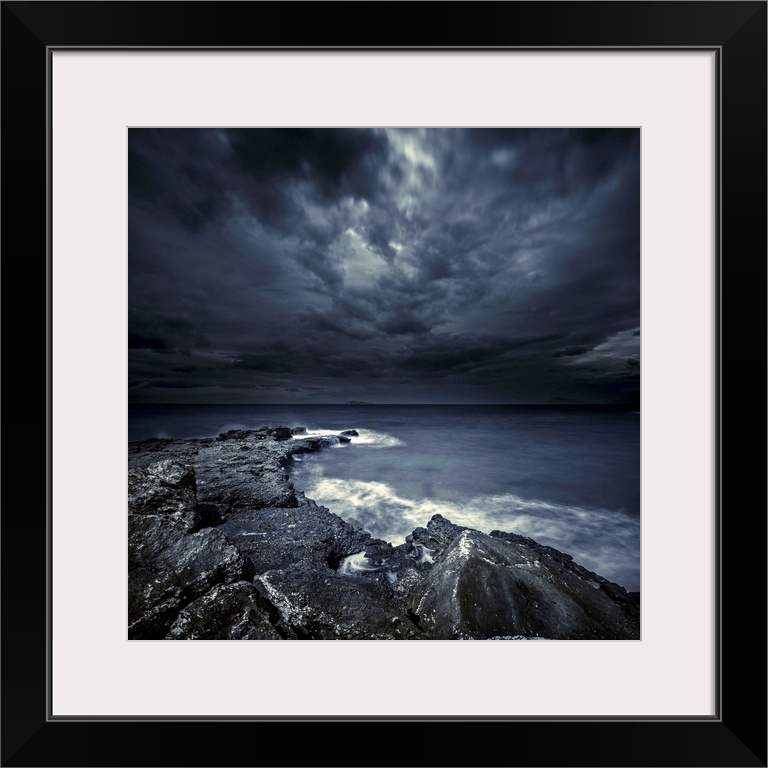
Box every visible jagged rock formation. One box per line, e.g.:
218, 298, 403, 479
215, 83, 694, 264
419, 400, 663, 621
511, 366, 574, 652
405, 518, 639, 640
128, 427, 640, 640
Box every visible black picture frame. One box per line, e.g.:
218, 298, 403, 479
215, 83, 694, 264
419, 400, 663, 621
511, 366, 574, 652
3, 2, 765, 765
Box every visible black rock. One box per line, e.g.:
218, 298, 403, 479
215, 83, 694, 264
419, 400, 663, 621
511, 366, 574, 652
216, 429, 248, 441
128, 459, 200, 531
256, 562, 424, 639
219, 496, 377, 575
363, 541, 396, 563
407, 528, 639, 640
128, 515, 255, 639
407, 514, 468, 554
166, 582, 288, 640
340, 430, 359, 437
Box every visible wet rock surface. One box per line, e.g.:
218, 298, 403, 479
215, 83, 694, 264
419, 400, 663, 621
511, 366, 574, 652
128, 516, 255, 639
407, 517, 639, 640
129, 426, 640, 640
128, 459, 200, 531
166, 582, 288, 640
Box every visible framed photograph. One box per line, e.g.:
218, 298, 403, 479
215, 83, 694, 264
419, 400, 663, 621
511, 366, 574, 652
4, 1, 765, 765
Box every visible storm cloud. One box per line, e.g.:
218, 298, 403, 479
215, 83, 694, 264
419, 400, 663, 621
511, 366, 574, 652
129, 128, 640, 404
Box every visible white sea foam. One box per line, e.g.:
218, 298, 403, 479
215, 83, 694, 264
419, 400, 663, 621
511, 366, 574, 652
292, 428, 346, 439
337, 551, 397, 582
337, 552, 379, 574
291, 428, 348, 449
292, 428, 404, 448
415, 544, 434, 564
302, 471, 640, 591
349, 429, 404, 448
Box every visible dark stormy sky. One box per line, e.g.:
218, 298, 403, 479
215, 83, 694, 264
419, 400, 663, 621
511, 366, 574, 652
129, 128, 640, 404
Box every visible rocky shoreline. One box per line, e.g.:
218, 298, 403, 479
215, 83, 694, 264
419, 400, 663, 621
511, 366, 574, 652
128, 426, 640, 640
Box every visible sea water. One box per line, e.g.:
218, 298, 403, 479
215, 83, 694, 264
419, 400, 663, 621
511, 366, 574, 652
129, 404, 640, 591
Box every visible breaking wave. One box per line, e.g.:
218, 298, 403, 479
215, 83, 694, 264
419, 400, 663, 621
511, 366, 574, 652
348, 428, 404, 448
293, 428, 404, 448
337, 552, 398, 583
300, 467, 640, 591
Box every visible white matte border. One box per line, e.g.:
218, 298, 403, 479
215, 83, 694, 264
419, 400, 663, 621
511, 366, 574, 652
52, 51, 716, 717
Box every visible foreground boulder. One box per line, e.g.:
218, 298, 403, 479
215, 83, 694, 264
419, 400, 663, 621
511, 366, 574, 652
407, 519, 639, 640
128, 516, 255, 639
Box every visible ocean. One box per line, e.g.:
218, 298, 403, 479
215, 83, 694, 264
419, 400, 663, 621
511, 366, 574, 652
129, 404, 640, 592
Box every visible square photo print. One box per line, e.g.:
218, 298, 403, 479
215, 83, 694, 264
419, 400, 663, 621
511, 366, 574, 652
128, 128, 640, 640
